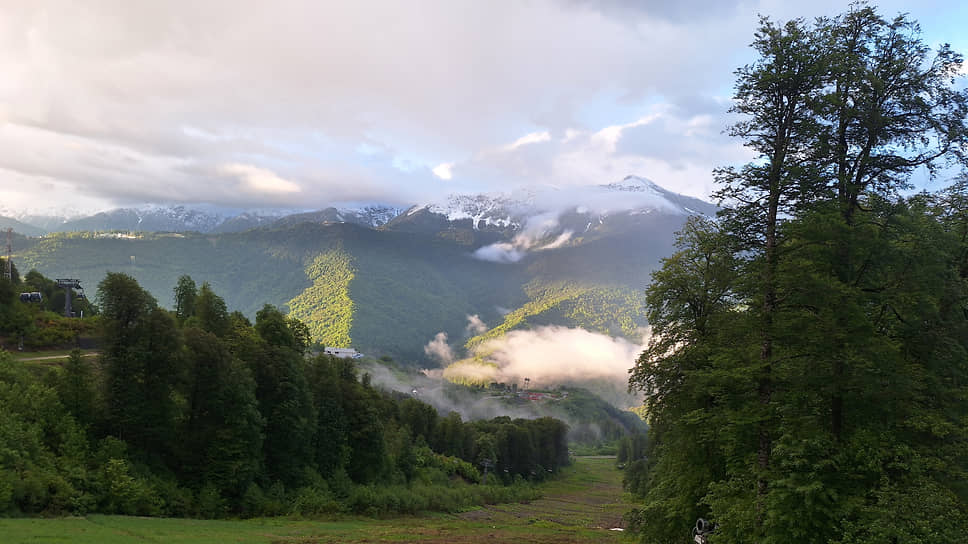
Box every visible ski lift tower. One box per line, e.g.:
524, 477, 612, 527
55, 278, 83, 317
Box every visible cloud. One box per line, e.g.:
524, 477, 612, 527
538, 230, 573, 250
465, 314, 488, 336
472, 242, 526, 263
423, 332, 454, 365
434, 325, 649, 409
478, 325, 646, 387
218, 163, 301, 195
505, 131, 552, 151
449, 105, 754, 202
0, 0, 938, 213
472, 211, 567, 262
432, 162, 454, 180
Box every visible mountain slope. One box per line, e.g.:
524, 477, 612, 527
15, 176, 712, 364
0, 216, 46, 237
287, 248, 356, 347
271, 205, 405, 230
56, 206, 225, 233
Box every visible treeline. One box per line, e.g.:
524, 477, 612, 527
0, 272, 569, 517
628, 6, 968, 544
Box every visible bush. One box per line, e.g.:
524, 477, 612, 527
99, 458, 163, 516
290, 483, 339, 516
240, 483, 266, 518
194, 483, 227, 519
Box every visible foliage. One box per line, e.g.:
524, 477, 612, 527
15, 211, 663, 365
287, 249, 355, 348
629, 6, 968, 543
173, 275, 197, 322
0, 273, 576, 519
465, 280, 646, 352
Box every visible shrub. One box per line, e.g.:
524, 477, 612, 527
290, 483, 339, 516
195, 483, 227, 519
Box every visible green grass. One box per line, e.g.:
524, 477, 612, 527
0, 457, 635, 544
8, 348, 99, 364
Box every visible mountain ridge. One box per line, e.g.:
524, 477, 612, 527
2, 176, 713, 238
12, 176, 714, 364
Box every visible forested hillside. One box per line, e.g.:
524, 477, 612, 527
0, 272, 573, 517
14, 196, 684, 363
627, 6, 968, 543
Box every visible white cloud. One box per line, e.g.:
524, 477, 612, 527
465, 314, 488, 336
432, 162, 454, 180
0, 0, 942, 211
472, 242, 526, 263
452, 103, 753, 205
218, 163, 301, 195
472, 211, 564, 263
444, 325, 648, 393
505, 131, 552, 151
537, 230, 573, 250
423, 332, 454, 365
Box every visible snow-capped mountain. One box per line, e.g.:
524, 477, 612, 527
55, 205, 227, 233
407, 193, 529, 230
268, 205, 407, 230
388, 176, 715, 234
0, 205, 89, 233
1, 176, 710, 239
2, 203, 405, 235
210, 210, 294, 233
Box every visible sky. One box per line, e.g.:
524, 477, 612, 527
0, 0, 965, 215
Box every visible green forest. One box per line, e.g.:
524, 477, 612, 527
627, 5, 968, 544
0, 271, 572, 518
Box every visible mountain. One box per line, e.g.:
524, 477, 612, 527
0, 216, 46, 237
40, 204, 405, 234
56, 205, 226, 233
270, 205, 406, 230
14, 176, 714, 364
390, 175, 714, 235
209, 211, 288, 233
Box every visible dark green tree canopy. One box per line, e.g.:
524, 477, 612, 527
629, 5, 968, 543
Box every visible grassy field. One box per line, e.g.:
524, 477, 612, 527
0, 457, 634, 544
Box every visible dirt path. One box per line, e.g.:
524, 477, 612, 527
17, 353, 98, 361
12, 351, 99, 362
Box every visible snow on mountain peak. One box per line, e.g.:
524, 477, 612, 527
411, 176, 712, 234
602, 175, 664, 194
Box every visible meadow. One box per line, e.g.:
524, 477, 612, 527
0, 457, 633, 544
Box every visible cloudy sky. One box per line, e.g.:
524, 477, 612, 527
0, 0, 965, 214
